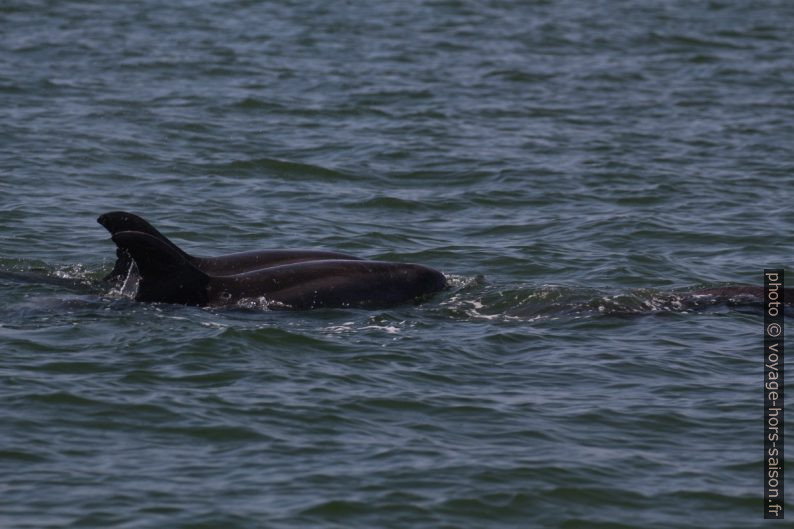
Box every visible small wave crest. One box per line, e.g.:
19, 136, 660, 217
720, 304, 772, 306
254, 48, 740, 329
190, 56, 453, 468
437, 278, 769, 323
0, 261, 103, 292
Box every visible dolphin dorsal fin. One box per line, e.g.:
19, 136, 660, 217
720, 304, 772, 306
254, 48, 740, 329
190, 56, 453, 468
98, 211, 194, 282
98, 211, 192, 260
111, 230, 209, 305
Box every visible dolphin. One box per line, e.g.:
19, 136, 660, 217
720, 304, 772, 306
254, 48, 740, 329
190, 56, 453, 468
108, 230, 447, 310
97, 211, 363, 282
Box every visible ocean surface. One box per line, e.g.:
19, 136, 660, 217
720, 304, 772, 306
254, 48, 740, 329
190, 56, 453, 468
1, 1, 792, 527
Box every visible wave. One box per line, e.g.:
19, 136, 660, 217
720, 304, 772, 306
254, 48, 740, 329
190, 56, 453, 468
437, 275, 778, 322
1, 261, 784, 323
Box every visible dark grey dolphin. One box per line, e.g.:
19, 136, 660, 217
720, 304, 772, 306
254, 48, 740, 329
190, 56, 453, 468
110, 230, 446, 310
97, 211, 362, 282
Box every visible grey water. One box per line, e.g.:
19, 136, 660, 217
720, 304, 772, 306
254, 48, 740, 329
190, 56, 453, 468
1, 1, 793, 527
